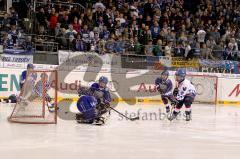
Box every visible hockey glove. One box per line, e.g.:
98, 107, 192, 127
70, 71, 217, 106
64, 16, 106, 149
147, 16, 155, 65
173, 88, 178, 97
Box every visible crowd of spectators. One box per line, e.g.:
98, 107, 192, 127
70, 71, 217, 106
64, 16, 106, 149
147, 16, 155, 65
1, 0, 240, 61
0, 6, 33, 53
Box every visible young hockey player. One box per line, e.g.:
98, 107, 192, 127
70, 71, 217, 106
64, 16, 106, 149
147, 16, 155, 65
21, 72, 55, 113
76, 76, 111, 125
155, 70, 175, 114
20, 64, 36, 89
31, 73, 55, 112
169, 69, 196, 121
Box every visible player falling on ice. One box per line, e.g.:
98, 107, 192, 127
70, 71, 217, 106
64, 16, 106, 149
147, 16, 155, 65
20, 72, 55, 113
76, 76, 111, 125
155, 70, 176, 114
168, 69, 196, 121
17, 64, 37, 103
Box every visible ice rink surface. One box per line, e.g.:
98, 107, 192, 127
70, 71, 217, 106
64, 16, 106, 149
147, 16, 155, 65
0, 103, 240, 159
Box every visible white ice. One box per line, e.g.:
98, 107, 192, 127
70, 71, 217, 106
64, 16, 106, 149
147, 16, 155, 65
0, 103, 240, 159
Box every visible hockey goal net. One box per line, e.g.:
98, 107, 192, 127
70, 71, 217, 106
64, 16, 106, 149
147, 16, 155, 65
186, 74, 218, 104
8, 70, 58, 124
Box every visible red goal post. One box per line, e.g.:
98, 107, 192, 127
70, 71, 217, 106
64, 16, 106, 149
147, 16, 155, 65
8, 70, 58, 124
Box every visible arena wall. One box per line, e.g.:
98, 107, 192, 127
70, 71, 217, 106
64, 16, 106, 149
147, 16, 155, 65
0, 65, 239, 105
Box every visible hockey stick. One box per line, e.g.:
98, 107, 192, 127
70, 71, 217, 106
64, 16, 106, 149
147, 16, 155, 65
109, 106, 140, 121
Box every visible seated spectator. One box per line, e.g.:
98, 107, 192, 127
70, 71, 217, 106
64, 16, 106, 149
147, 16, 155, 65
191, 42, 201, 58
66, 24, 77, 43
72, 33, 87, 52
90, 27, 100, 42
96, 16, 105, 31
133, 37, 144, 55
201, 43, 215, 60
197, 28, 206, 43
56, 28, 68, 49
22, 36, 33, 52
144, 40, 154, 56
6, 34, 14, 49
1, 33, 9, 49
95, 39, 106, 54
184, 41, 193, 59
100, 26, 110, 40
212, 41, 225, 60
1, 13, 10, 32
164, 41, 173, 57
153, 39, 163, 56
223, 43, 237, 61
174, 42, 185, 57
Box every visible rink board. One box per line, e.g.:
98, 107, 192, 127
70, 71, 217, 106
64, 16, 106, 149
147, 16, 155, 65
0, 66, 239, 105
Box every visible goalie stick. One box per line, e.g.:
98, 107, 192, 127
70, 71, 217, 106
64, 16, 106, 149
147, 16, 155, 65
109, 106, 140, 121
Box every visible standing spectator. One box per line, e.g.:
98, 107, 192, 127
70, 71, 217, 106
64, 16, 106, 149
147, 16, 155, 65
36, 7, 48, 28
9, 7, 18, 26
55, 23, 61, 36
48, 8, 58, 35
72, 17, 81, 33
144, 0, 154, 18
81, 25, 91, 51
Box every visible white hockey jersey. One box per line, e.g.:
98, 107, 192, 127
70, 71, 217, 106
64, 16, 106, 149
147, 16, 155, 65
176, 79, 196, 101
33, 80, 51, 97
